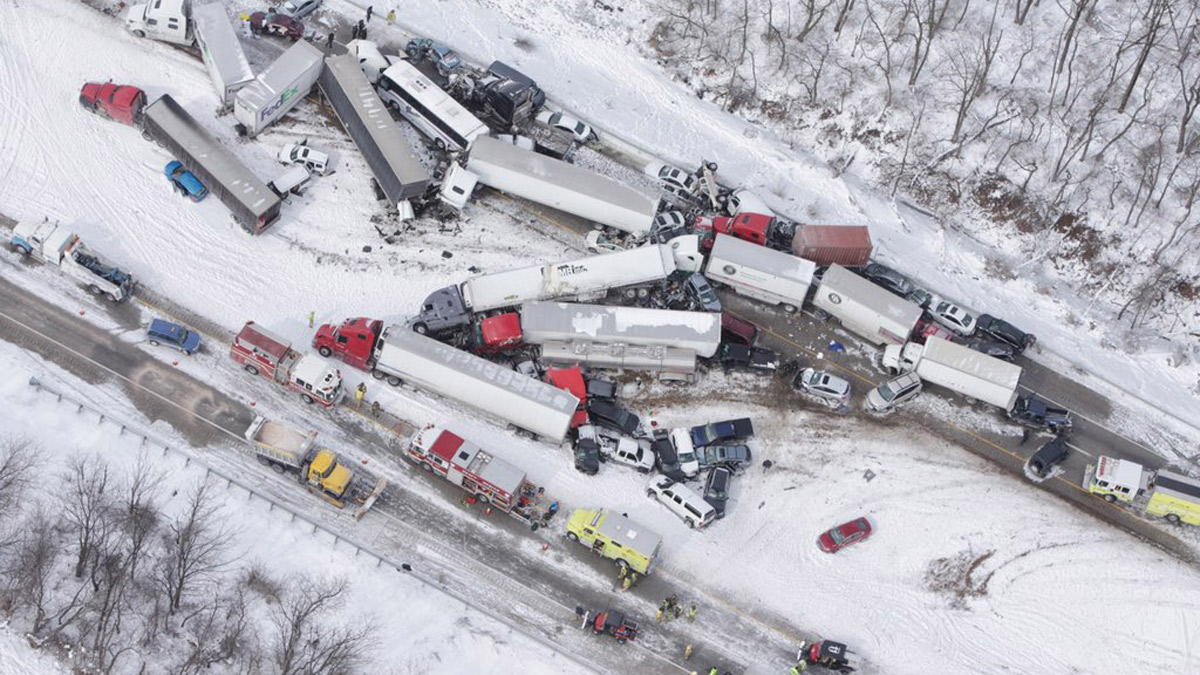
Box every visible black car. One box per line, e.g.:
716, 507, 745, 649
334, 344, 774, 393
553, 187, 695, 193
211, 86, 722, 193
1029, 435, 1070, 477
715, 343, 779, 375
966, 339, 1016, 361
587, 398, 640, 435
976, 314, 1037, 353
574, 437, 600, 475
703, 466, 733, 519
860, 262, 915, 297
585, 377, 618, 401
696, 444, 753, 472
652, 432, 687, 482
1008, 394, 1072, 432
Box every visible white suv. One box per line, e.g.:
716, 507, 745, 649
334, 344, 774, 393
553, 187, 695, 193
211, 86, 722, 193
647, 476, 716, 529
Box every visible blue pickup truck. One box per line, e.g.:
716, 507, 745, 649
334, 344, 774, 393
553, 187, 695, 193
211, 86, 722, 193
147, 318, 201, 355
690, 417, 755, 448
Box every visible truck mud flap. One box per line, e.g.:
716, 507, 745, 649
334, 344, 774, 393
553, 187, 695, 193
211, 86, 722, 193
354, 476, 389, 521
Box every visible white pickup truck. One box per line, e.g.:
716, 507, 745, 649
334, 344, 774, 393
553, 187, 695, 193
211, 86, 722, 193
10, 220, 135, 302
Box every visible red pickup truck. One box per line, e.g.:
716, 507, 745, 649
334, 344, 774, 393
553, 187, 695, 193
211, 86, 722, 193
79, 82, 147, 127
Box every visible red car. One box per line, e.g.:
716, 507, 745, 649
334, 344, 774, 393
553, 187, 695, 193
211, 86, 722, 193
79, 82, 146, 127
249, 12, 304, 40
912, 317, 956, 345
817, 517, 872, 553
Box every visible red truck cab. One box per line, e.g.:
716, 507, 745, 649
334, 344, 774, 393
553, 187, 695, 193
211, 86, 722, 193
471, 313, 523, 355
313, 317, 383, 370
79, 82, 147, 127
694, 213, 773, 250
545, 366, 588, 428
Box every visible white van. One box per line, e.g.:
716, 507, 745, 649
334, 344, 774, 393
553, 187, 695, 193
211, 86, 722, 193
647, 476, 716, 529
669, 428, 700, 478
268, 166, 313, 198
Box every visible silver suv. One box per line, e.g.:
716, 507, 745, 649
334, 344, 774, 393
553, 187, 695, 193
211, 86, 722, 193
865, 373, 922, 412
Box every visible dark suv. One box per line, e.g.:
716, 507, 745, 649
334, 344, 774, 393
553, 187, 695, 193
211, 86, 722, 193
715, 343, 779, 375
703, 467, 733, 519
587, 398, 640, 435
652, 432, 687, 481
975, 314, 1037, 353
574, 437, 600, 475
696, 444, 753, 472
1028, 435, 1070, 477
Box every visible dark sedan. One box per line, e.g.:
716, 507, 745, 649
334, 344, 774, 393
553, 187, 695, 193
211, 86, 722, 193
975, 314, 1037, 353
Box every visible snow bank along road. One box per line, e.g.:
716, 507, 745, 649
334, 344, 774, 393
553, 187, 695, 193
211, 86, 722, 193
0, 271, 817, 674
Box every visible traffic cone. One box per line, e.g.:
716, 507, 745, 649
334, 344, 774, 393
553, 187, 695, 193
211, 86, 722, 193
172, 360, 179, 366
542, 542, 549, 552
250, 401, 256, 407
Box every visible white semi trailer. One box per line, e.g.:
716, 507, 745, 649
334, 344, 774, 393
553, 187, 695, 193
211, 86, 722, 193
413, 237, 702, 334
704, 233, 815, 313
880, 336, 1022, 409
234, 40, 324, 137
520, 301, 721, 358
467, 135, 660, 237
371, 326, 578, 442
813, 264, 923, 346
192, 2, 254, 109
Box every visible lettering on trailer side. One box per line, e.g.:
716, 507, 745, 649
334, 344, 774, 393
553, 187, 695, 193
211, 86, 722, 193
260, 84, 302, 122
554, 263, 589, 276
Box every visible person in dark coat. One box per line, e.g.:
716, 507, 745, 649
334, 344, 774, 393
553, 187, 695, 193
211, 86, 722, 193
366, 5, 374, 22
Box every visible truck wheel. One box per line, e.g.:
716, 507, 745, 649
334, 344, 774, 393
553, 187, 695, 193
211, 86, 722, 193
646, 490, 657, 499
149, 340, 160, 347
256, 455, 271, 467
133, 29, 146, 38
318, 346, 332, 357
420, 461, 434, 473
615, 558, 629, 569
412, 322, 429, 335
11, 243, 29, 255
475, 493, 490, 504
88, 284, 102, 296
685, 518, 696, 529
244, 364, 260, 376
386, 375, 402, 387
371, 370, 386, 380
1167, 514, 1181, 524
302, 394, 315, 405
1103, 494, 1116, 503
566, 532, 579, 542
783, 303, 798, 313
107, 293, 119, 303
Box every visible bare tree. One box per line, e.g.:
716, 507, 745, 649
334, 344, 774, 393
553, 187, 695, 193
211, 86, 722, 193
946, 8, 1003, 143
3, 508, 62, 635
1055, 0, 1095, 75
904, 0, 946, 86
0, 436, 39, 516
796, 0, 834, 42
119, 453, 164, 581
272, 576, 374, 675
1014, 0, 1037, 26
156, 478, 230, 616
175, 591, 252, 675
61, 455, 112, 579
1118, 0, 1170, 113
833, 0, 857, 35
84, 531, 136, 675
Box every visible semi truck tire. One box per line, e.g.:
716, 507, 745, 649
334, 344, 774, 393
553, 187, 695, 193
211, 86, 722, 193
371, 369, 386, 380
386, 375, 401, 387
88, 284, 102, 296
412, 322, 428, 335
244, 364, 259, 376
783, 304, 798, 313
317, 346, 332, 357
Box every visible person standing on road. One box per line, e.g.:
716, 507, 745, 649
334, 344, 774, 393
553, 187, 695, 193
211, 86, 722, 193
354, 382, 366, 409
683, 644, 694, 661
366, 5, 373, 22
326, 31, 335, 48
687, 604, 697, 622
307, 310, 315, 328
371, 400, 381, 418
655, 608, 664, 624
387, 8, 395, 24
621, 575, 633, 591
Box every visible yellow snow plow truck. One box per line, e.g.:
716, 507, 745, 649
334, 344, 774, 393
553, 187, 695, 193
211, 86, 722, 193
245, 416, 387, 519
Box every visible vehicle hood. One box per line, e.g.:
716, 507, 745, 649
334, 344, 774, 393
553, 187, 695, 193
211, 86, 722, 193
816, 531, 837, 552
181, 330, 202, 353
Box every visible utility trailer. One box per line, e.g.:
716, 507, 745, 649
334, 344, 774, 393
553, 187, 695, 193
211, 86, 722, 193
540, 341, 698, 382
414, 237, 702, 334
371, 327, 578, 442
406, 425, 558, 529
10, 220, 135, 302
520, 301, 721, 357
318, 54, 431, 205
881, 336, 1022, 409
191, 2, 254, 109
704, 233, 814, 313
142, 95, 281, 234
234, 40, 324, 137
467, 135, 660, 237
245, 416, 386, 519
813, 264, 923, 346
790, 225, 873, 267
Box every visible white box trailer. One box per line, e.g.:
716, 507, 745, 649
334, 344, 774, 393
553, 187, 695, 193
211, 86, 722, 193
467, 135, 659, 237
883, 336, 1022, 409
192, 3, 254, 108
813, 264, 923, 346
234, 40, 324, 137
372, 326, 577, 442
414, 237, 702, 334
705, 233, 814, 313
541, 340, 697, 382
521, 301, 721, 358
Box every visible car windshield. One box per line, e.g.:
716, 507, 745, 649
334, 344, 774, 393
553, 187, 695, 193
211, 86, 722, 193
829, 528, 846, 544
708, 485, 727, 500
677, 447, 696, 463
878, 382, 898, 401
572, 122, 587, 135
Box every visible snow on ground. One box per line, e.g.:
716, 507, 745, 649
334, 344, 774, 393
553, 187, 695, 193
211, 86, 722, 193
0, 341, 590, 675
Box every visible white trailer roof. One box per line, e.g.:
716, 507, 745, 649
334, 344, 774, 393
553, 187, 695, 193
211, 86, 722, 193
522, 302, 720, 358
710, 233, 815, 282
821, 264, 924, 329
468, 135, 658, 234
236, 40, 323, 114
595, 510, 662, 555
192, 3, 254, 95
921, 337, 1022, 391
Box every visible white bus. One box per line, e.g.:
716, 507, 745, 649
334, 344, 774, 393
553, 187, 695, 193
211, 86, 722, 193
376, 60, 488, 151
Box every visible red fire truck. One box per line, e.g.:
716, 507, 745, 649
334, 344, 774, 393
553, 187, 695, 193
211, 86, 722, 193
406, 425, 556, 528
231, 321, 344, 407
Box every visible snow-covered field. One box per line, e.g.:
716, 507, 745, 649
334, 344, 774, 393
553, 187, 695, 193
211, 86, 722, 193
1, 1, 1199, 674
